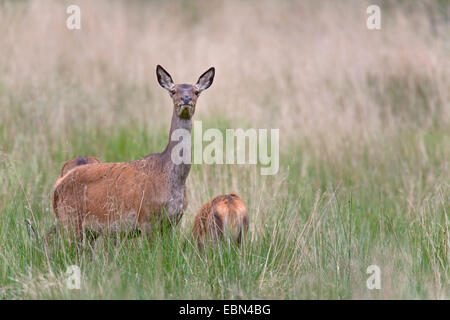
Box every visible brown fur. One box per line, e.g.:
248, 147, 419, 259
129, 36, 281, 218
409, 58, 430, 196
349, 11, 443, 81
51, 65, 215, 241
59, 156, 101, 177
53, 158, 177, 237
192, 193, 249, 249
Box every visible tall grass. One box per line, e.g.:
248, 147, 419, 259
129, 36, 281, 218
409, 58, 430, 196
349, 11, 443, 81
0, 0, 449, 299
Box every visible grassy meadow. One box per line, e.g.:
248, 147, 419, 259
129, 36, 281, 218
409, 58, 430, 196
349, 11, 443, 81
0, 0, 449, 299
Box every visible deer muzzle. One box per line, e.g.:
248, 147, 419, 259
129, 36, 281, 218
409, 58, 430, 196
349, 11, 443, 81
178, 104, 194, 119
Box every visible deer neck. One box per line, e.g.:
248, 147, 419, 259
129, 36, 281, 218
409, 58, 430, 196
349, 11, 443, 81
162, 111, 192, 185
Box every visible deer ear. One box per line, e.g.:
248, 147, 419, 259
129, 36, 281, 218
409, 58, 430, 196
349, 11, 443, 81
156, 65, 175, 91
195, 67, 215, 92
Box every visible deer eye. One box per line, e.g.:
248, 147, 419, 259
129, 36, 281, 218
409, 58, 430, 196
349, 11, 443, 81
170, 89, 176, 95
194, 90, 200, 96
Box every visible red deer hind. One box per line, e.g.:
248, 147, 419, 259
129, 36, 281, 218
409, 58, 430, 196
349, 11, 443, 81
52, 65, 215, 241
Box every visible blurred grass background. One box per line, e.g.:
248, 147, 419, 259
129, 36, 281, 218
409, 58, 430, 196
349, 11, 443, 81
0, 0, 449, 299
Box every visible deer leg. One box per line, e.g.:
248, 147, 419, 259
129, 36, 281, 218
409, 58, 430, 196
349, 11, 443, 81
175, 211, 184, 226
43, 224, 58, 242
82, 227, 100, 253
56, 205, 80, 247
141, 221, 156, 243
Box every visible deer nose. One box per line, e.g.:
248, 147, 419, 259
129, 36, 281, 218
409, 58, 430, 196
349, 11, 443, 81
182, 95, 191, 104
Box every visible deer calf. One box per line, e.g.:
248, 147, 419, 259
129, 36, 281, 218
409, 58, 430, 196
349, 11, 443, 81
192, 193, 249, 249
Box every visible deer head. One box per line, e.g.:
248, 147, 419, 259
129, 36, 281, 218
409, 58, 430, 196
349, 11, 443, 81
156, 65, 215, 119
